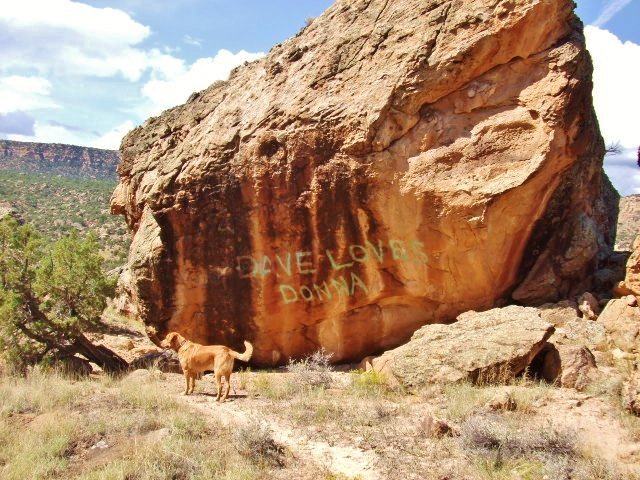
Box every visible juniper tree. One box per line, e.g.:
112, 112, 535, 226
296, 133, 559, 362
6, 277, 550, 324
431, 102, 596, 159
0, 217, 127, 373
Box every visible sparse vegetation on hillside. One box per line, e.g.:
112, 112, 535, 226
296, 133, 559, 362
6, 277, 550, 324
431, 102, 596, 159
0, 169, 129, 269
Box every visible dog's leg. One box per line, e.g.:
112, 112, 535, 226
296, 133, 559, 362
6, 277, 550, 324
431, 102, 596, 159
222, 375, 231, 402
189, 374, 196, 394
183, 371, 190, 395
215, 373, 223, 401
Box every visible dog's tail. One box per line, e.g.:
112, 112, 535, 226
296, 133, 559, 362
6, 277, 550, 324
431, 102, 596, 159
230, 341, 253, 362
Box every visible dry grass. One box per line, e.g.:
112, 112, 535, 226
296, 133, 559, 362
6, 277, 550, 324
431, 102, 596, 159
247, 372, 294, 400
586, 371, 640, 441
459, 413, 636, 480
287, 348, 334, 391
2, 360, 639, 480
348, 369, 392, 398
233, 419, 287, 468
0, 369, 271, 479
439, 376, 555, 422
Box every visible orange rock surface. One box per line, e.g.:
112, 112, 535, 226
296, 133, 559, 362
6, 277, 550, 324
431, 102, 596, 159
112, 0, 617, 365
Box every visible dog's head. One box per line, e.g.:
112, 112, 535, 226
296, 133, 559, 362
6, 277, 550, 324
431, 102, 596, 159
161, 332, 185, 351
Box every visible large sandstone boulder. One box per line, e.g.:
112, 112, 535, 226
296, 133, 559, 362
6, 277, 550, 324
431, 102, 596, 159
370, 306, 554, 388
538, 300, 579, 327
111, 0, 616, 365
615, 235, 640, 298
598, 299, 640, 353
535, 343, 598, 390
552, 318, 608, 351
111, 265, 139, 319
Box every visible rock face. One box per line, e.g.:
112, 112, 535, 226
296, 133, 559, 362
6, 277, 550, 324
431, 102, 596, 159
615, 196, 640, 251
112, 0, 616, 365
598, 299, 640, 353
370, 306, 554, 388
0, 139, 119, 179
536, 343, 598, 391
111, 266, 139, 319
624, 368, 640, 416
617, 235, 640, 298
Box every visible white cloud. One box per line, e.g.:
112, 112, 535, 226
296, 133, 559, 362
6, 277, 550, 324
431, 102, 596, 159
0, 76, 59, 113
585, 27, 640, 149
1, 1, 149, 43
7, 120, 87, 145
585, 26, 640, 195
141, 49, 264, 115
183, 35, 202, 47
0, 0, 158, 81
0, 1, 264, 150
605, 149, 640, 195
592, 0, 633, 27
6, 119, 134, 150
90, 120, 135, 149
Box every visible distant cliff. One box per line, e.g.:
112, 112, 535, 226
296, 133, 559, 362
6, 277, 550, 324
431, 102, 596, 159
0, 139, 119, 180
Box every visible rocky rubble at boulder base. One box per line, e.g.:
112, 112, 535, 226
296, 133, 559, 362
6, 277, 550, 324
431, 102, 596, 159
615, 235, 640, 298
370, 306, 555, 388
111, 0, 617, 365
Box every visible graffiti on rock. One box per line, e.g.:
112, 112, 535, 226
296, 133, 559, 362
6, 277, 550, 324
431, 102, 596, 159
233, 239, 428, 305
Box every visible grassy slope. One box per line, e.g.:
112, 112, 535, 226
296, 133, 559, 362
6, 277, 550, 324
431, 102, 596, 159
0, 170, 129, 270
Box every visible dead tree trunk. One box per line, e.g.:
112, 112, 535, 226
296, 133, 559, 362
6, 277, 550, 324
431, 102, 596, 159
70, 334, 129, 373
22, 293, 129, 374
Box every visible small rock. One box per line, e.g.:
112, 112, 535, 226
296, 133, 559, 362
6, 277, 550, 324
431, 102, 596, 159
128, 368, 151, 379
358, 356, 375, 372
611, 348, 635, 361
487, 389, 517, 411
420, 414, 458, 438
614, 281, 634, 298
551, 318, 608, 351
578, 292, 599, 320
534, 343, 598, 391
57, 356, 93, 378
130, 349, 181, 373
119, 339, 135, 350
91, 440, 109, 450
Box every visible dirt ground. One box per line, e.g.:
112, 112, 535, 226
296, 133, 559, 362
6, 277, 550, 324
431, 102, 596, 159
60, 311, 640, 480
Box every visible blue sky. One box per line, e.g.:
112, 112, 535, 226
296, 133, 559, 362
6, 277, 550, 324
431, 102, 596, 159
0, 0, 638, 194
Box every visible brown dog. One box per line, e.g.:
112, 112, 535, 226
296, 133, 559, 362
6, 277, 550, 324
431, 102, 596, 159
161, 332, 253, 402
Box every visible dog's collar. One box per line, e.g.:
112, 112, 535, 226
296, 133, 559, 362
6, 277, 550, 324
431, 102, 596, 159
177, 338, 189, 350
